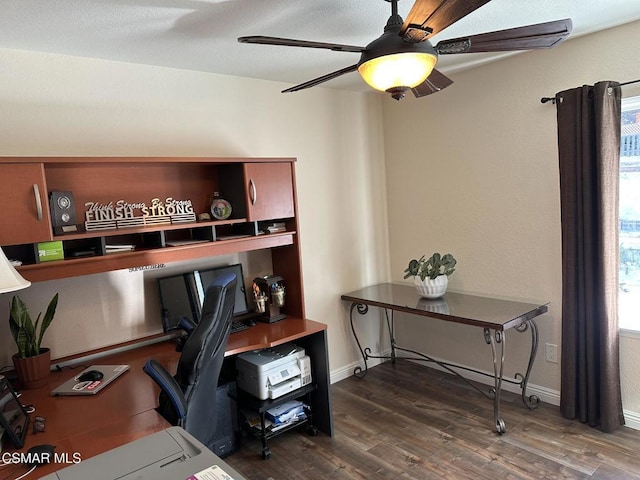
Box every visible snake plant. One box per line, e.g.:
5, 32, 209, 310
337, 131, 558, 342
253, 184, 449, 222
9, 293, 58, 358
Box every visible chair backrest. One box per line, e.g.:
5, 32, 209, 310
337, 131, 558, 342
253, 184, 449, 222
174, 272, 236, 445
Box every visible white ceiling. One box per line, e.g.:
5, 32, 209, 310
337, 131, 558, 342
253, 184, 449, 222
2, 0, 640, 93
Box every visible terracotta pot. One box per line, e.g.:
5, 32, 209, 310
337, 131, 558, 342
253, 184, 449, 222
12, 348, 51, 389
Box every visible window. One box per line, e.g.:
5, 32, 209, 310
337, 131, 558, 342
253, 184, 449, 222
619, 95, 640, 330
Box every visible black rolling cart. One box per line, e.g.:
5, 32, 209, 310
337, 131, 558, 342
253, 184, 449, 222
237, 383, 318, 459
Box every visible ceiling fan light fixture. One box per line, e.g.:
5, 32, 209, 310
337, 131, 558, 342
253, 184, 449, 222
357, 51, 437, 98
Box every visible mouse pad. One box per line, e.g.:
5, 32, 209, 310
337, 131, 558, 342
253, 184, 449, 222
51, 365, 130, 396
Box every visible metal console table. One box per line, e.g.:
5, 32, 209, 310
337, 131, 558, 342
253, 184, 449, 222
341, 283, 549, 434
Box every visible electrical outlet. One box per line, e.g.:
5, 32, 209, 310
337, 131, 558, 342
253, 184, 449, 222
545, 343, 558, 363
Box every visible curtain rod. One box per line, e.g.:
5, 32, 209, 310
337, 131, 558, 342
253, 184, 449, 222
540, 78, 640, 104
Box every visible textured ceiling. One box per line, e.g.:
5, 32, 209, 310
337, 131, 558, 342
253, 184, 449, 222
2, 0, 640, 93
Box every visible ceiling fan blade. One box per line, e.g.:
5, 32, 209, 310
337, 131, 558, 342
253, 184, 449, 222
238, 36, 364, 53
282, 64, 359, 93
411, 69, 454, 97
401, 0, 492, 42
436, 18, 573, 54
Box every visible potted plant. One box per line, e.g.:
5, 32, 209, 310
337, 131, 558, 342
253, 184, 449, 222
403, 253, 457, 298
9, 293, 58, 389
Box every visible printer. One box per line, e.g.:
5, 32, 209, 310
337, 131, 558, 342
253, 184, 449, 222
40, 427, 247, 480
236, 343, 312, 400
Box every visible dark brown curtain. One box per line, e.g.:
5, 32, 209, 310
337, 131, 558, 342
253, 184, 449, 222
556, 81, 624, 433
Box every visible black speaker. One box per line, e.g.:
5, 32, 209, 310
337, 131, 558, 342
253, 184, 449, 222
211, 381, 240, 458
49, 191, 78, 233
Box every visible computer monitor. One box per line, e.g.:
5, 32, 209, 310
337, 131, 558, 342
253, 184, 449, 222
158, 263, 249, 333
158, 272, 200, 333
197, 264, 250, 317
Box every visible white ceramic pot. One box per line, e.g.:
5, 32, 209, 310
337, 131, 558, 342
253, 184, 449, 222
413, 275, 448, 299
416, 297, 450, 314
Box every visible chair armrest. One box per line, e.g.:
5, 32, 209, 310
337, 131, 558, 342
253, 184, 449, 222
143, 359, 187, 420
179, 316, 197, 334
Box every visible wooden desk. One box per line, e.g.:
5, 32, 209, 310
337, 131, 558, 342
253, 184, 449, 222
341, 283, 548, 435
12, 316, 332, 477
225, 317, 327, 356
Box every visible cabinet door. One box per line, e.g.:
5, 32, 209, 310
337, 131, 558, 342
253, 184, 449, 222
0, 164, 53, 245
245, 163, 295, 221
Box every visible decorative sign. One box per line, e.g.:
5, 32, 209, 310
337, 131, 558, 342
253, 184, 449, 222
128, 264, 165, 273
84, 197, 196, 232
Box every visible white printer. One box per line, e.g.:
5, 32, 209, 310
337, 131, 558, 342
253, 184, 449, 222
40, 427, 247, 480
236, 343, 312, 400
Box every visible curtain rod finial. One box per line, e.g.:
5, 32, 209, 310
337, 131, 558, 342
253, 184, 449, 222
541, 97, 556, 104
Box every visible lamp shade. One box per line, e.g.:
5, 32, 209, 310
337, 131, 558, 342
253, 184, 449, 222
0, 248, 30, 294
356, 21, 439, 100
357, 52, 437, 92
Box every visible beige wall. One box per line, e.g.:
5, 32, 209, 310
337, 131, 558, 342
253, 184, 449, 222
0, 48, 390, 375
382, 20, 640, 416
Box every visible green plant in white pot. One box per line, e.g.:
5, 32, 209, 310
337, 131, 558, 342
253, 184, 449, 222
9, 293, 58, 389
403, 253, 456, 298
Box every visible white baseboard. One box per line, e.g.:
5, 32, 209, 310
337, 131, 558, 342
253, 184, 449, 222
330, 355, 389, 384
623, 409, 640, 430
409, 356, 562, 407
329, 352, 640, 432
330, 350, 560, 404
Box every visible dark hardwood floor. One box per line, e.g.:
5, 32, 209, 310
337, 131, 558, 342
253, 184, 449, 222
225, 360, 640, 480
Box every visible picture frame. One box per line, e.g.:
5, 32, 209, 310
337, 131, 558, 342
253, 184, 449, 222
0, 375, 30, 448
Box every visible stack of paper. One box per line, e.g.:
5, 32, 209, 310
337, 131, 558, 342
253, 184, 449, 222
105, 244, 135, 254
265, 400, 307, 425
265, 222, 286, 234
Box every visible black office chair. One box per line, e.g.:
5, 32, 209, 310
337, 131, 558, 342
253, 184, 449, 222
144, 273, 237, 450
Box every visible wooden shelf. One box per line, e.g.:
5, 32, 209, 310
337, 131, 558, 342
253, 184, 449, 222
225, 317, 327, 357
18, 232, 296, 282
0, 157, 302, 284
52, 218, 249, 241
2, 156, 296, 165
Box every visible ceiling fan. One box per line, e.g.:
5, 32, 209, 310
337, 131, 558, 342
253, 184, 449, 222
238, 0, 572, 100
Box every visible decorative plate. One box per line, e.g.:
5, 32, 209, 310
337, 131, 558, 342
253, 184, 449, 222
211, 197, 232, 220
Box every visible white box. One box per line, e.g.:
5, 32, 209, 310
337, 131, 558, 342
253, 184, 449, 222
298, 355, 312, 387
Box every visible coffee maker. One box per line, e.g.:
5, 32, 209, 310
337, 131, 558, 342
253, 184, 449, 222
252, 275, 286, 323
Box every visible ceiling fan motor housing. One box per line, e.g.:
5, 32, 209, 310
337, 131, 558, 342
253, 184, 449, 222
358, 21, 438, 100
